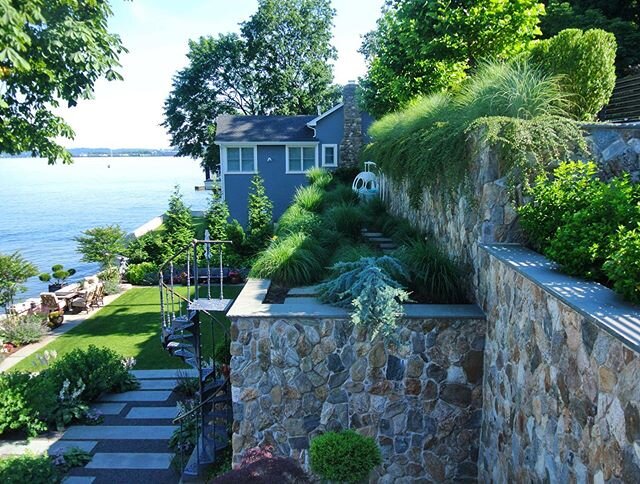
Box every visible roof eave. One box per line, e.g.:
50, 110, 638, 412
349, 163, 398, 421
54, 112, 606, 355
306, 103, 344, 128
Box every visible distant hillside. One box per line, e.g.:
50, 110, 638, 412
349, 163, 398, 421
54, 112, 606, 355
1, 148, 179, 158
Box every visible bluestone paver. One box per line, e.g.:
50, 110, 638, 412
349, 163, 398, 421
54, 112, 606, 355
86, 453, 174, 470
100, 390, 172, 402
125, 407, 178, 419
48, 440, 98, 455
63, 425, 177, 440
138, 379, 178, 390
90, 403, 126, 415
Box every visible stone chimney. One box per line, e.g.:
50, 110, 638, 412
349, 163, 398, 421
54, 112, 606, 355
340, 81, 363, 167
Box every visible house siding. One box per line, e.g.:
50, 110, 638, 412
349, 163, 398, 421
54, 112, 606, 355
315, 107, 344, 168
224, 144, 310, 226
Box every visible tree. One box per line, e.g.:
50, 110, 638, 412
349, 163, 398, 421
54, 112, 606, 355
541, 0, 640, 76
0, 0, 126, 164
163, 185, 195, 259
359, 0, 545, 117
205, 175, 230, 242
163, 0, 340, 175
0, 251, 38, 310
74, 225, 127, 270
246, 175, 273, 253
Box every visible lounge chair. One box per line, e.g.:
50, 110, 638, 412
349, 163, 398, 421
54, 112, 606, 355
40, 292, 66, 313
71, 287, 96, 313
92, 283, 105, 309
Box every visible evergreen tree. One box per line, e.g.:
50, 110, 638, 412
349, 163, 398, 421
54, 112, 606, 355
246, 175, 273, 253
164, 185, 195, 260
206, 176, 230, 242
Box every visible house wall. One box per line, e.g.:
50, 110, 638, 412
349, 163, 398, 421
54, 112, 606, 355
224, 144, 310, 226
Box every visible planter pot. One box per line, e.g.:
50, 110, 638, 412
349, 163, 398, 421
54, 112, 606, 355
204, 179, 214, 190
48, 283, 63, 292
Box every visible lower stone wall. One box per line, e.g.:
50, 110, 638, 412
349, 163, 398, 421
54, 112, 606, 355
477, 246, 640, 482
229, 314, 486, 482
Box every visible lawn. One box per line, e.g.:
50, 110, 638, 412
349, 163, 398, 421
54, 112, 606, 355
12, 285, 243, 371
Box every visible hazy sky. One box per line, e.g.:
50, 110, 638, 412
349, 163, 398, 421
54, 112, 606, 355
57, 0, 385, 149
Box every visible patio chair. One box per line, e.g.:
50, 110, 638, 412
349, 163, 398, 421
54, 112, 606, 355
71, 287, 96, 313
92, 283, 105, 309
40, 292, 65, 313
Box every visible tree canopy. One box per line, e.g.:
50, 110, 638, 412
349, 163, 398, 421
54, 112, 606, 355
0, 0, 126, 164
359, 0, 545, 117
541, 0, 640, 76
162, 0, 340, 173
0, 251, 38, 310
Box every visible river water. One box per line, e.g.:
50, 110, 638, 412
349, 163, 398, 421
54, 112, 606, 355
0, 156, 208, 303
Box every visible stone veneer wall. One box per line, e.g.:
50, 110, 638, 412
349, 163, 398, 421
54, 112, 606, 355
228, 293, 486, 482
476, 245, 640, 482
339, 82, 364, 167
383, 123, 640, 297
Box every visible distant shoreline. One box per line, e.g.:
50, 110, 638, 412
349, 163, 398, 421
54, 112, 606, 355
1, 149, 179, 158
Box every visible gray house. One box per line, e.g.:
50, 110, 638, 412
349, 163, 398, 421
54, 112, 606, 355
214, 83, 373, 225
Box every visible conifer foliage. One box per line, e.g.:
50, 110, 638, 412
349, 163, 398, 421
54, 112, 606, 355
246, 175, 273, 253
206, 176, 230, 242
164, 185, 195, 259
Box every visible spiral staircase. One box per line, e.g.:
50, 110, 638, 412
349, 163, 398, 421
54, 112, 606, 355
158, 237, 234, 481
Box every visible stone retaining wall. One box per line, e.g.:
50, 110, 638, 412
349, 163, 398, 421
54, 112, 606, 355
228, 290, 486, 482
477, 245, 640, 482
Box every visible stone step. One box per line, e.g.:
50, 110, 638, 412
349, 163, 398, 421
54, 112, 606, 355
86, 452, 174, 470
288, 286, 320, 296
379, 243, 398, 250
131, 369, 197, 379
63, 425, 177, 440
49, 440, 98, 455
90, 403, 126, 416
283, 297, 318, 305
100, 390, 172, 402
138, 379, 178, 390
125, 407, 178, 420
369, 237, 394, 243
63, 477, 96, 484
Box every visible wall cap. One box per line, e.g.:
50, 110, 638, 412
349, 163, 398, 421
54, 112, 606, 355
481, 244, 640, 353
227, 278, 485, 320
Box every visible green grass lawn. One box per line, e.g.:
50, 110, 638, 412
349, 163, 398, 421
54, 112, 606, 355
12, 285, 243, 372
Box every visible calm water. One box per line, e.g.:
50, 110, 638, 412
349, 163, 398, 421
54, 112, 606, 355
0, 157, 208, 303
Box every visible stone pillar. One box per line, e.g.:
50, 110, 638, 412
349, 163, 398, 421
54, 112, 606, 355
339, 82, 364, 167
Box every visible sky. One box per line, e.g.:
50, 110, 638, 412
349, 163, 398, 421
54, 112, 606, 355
57, 0, 385, 150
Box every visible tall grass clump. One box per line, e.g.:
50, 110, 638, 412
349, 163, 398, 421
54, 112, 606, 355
249, 233, 324, 286
276, 205, 321, 236
366, 58, 586, 206
293, 185, 324, 213
324, 184, 359, 206
324, 203, 365, 240
306, 167, 333, 189
394, 238, 464, 303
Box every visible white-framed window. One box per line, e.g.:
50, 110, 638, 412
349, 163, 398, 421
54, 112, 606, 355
286, 145, 317, 173
322, 144, 338, 167
224, 146, 256, 174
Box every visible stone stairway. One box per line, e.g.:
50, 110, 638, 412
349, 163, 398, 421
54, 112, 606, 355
58, 369, 192, 484
362, 229, 399, 254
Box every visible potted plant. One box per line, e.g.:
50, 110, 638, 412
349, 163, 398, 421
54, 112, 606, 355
47, 311, 64, 328
39, 264, 76, 292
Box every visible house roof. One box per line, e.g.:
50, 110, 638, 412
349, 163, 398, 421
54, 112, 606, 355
215, 115, 316, 142
306, 103, 344, 127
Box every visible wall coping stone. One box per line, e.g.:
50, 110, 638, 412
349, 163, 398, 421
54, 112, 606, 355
227, 278, 486, 320
582, 121, 640, 130
481, 243, 640, 353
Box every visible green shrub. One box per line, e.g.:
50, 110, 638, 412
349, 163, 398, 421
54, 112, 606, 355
395, 238, 463, 303
309, 430, 382, 483
43, 345, 138, 402
545, 175, 640, 280
292, 185, 324, 213
0, 313, 48, 345
324, 184, 359, 206
306, 167, 333, 189
518, 161, 601, 252
0, 372, 56, 437
250, 233, 324, 286
331, 166, 361, 186
125, 230, 167, 265
324, 203, 365, 240
318, 256, 409, 340
0, 454, 61, 484
125, 262, 158, 285
604, 226, 640, 304
246, 175, 274, 254
276, 205, 321, 236
529, 28, 617, 120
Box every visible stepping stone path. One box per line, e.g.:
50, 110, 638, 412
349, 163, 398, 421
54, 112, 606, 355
57, 369, 191, 484
361, 229, 399, 254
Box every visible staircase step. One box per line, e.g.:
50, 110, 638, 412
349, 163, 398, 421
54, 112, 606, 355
175, 349, 196, 361
90, 403, 126, 415
48, 440, 98, 455
206, 409, 233, 420
100, 391, 172, 402
86, 452, 174, 469
138, 379, 178, 390
63, 425, 177, 440
167, 342, 195, 355
202, 379, 227, 398
126, 407, 178, 419
131, 369, 197, 379
362, 231, 383, 237
188, 299, 233, 312
63, 477, 95, 484
369, 237, 394, 243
